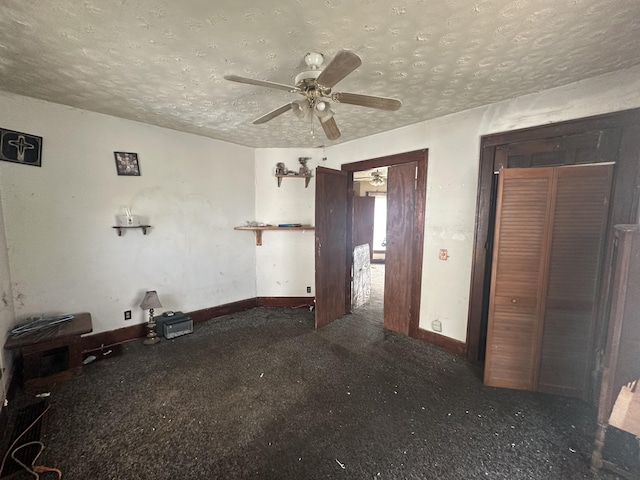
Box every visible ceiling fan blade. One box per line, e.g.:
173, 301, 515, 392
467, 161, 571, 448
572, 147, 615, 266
316, 51, 362, 88
320, 116, 341, 140
253, 103, 293, 124
224, 75, 299, 93
332, 92, 401, 111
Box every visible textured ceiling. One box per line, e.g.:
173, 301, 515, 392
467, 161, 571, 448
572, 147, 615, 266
1, 0, 639, 148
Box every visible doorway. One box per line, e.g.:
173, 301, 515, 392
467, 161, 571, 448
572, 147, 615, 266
314, 151, 427, 332
342, 149, 427, 336
351, 169, 388, 320
467, 108, 640, 398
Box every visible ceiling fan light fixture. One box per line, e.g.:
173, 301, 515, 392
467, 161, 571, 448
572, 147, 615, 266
369, 171, 386, 187
225, 50, 399, 141
292, 99, 313, 123
304, 52, 324, 70
316, 106, 335, 123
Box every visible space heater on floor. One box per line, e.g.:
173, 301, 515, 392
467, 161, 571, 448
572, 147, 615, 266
154, 311, 193, 339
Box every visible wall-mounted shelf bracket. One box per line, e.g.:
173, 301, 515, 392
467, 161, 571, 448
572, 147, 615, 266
276, 174, 312, 188
113, 225, 151, 236
234, 225, 315, 246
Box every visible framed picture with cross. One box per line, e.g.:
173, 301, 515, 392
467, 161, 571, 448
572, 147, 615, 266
0, 128, 43, 167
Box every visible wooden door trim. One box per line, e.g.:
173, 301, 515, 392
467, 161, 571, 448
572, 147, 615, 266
344, 170, 355, 313
342, 149, 427, 337
467, 107, 640, 362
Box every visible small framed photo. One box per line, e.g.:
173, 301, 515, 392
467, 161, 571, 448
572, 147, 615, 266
114, 152, 140, 176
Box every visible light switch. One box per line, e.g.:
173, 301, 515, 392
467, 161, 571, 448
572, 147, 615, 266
439, 249, 449, 260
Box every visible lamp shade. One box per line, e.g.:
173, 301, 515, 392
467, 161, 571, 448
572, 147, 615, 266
292, 99, 313, 123
316, 106, 335, 123
140, 290, 162, 310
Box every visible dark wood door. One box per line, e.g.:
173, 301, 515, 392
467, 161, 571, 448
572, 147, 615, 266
315, 166, 348, 328
384, 162, 417, 335
352, 195, 375, 260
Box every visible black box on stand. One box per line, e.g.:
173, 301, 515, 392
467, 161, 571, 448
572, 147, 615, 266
154, 311, 193, 339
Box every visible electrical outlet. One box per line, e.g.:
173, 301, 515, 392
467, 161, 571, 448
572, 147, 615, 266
432, 319, 442, 332
439, 249, 449, 261
124, 310, 132, 320
306, 286, 311, 293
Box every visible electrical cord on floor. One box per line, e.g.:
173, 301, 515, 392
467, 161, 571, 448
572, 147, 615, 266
10, 441, 62, 479
0, 403, 62, 479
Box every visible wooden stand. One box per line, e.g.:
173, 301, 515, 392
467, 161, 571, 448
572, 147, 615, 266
4, 313, 93, 393
591, 225, 640, 476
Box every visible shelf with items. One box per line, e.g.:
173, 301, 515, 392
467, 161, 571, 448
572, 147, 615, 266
113, 207, 150, 236
275, 157, 312, 188
275, 173, 312, 188
112, 225, 151, 236
234, 225, 315, 246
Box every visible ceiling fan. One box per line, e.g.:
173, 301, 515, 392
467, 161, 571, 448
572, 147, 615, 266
368, 170, 386, 187
224, 51, 401, 141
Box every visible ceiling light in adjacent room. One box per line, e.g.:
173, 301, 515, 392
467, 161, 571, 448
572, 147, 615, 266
369, 171, 385, 187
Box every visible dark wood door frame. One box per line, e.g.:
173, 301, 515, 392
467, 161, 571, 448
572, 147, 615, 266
341, 150, 427, 338
467, 108, 640, 363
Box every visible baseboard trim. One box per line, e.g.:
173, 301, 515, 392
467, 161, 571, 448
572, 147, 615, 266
258, 297, 315, 308
414, 328, 466, 356
188, 298, 258, 324
81, 298, 258, 352
80, 297, 311, 352
82, 323, 148, 352
81, 299, 462, 359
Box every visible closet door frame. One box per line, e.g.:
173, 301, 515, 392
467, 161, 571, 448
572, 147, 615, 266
468, 108, 640, 371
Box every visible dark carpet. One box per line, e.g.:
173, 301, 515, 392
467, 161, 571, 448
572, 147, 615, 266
6, 305, 626, 479
3, 265, 636, 479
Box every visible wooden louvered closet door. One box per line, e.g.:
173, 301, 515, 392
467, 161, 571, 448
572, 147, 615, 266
484, 168, 555, 390
537, 164, 613, 397
484, 164, 614, 398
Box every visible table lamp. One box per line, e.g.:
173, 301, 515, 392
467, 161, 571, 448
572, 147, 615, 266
140, 290, 162, 345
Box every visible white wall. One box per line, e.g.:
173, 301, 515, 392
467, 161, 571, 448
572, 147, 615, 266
2, 62, 639, 368
254, 149, 317, 297
0, 92, 256, 336
255, 64, 640, 342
